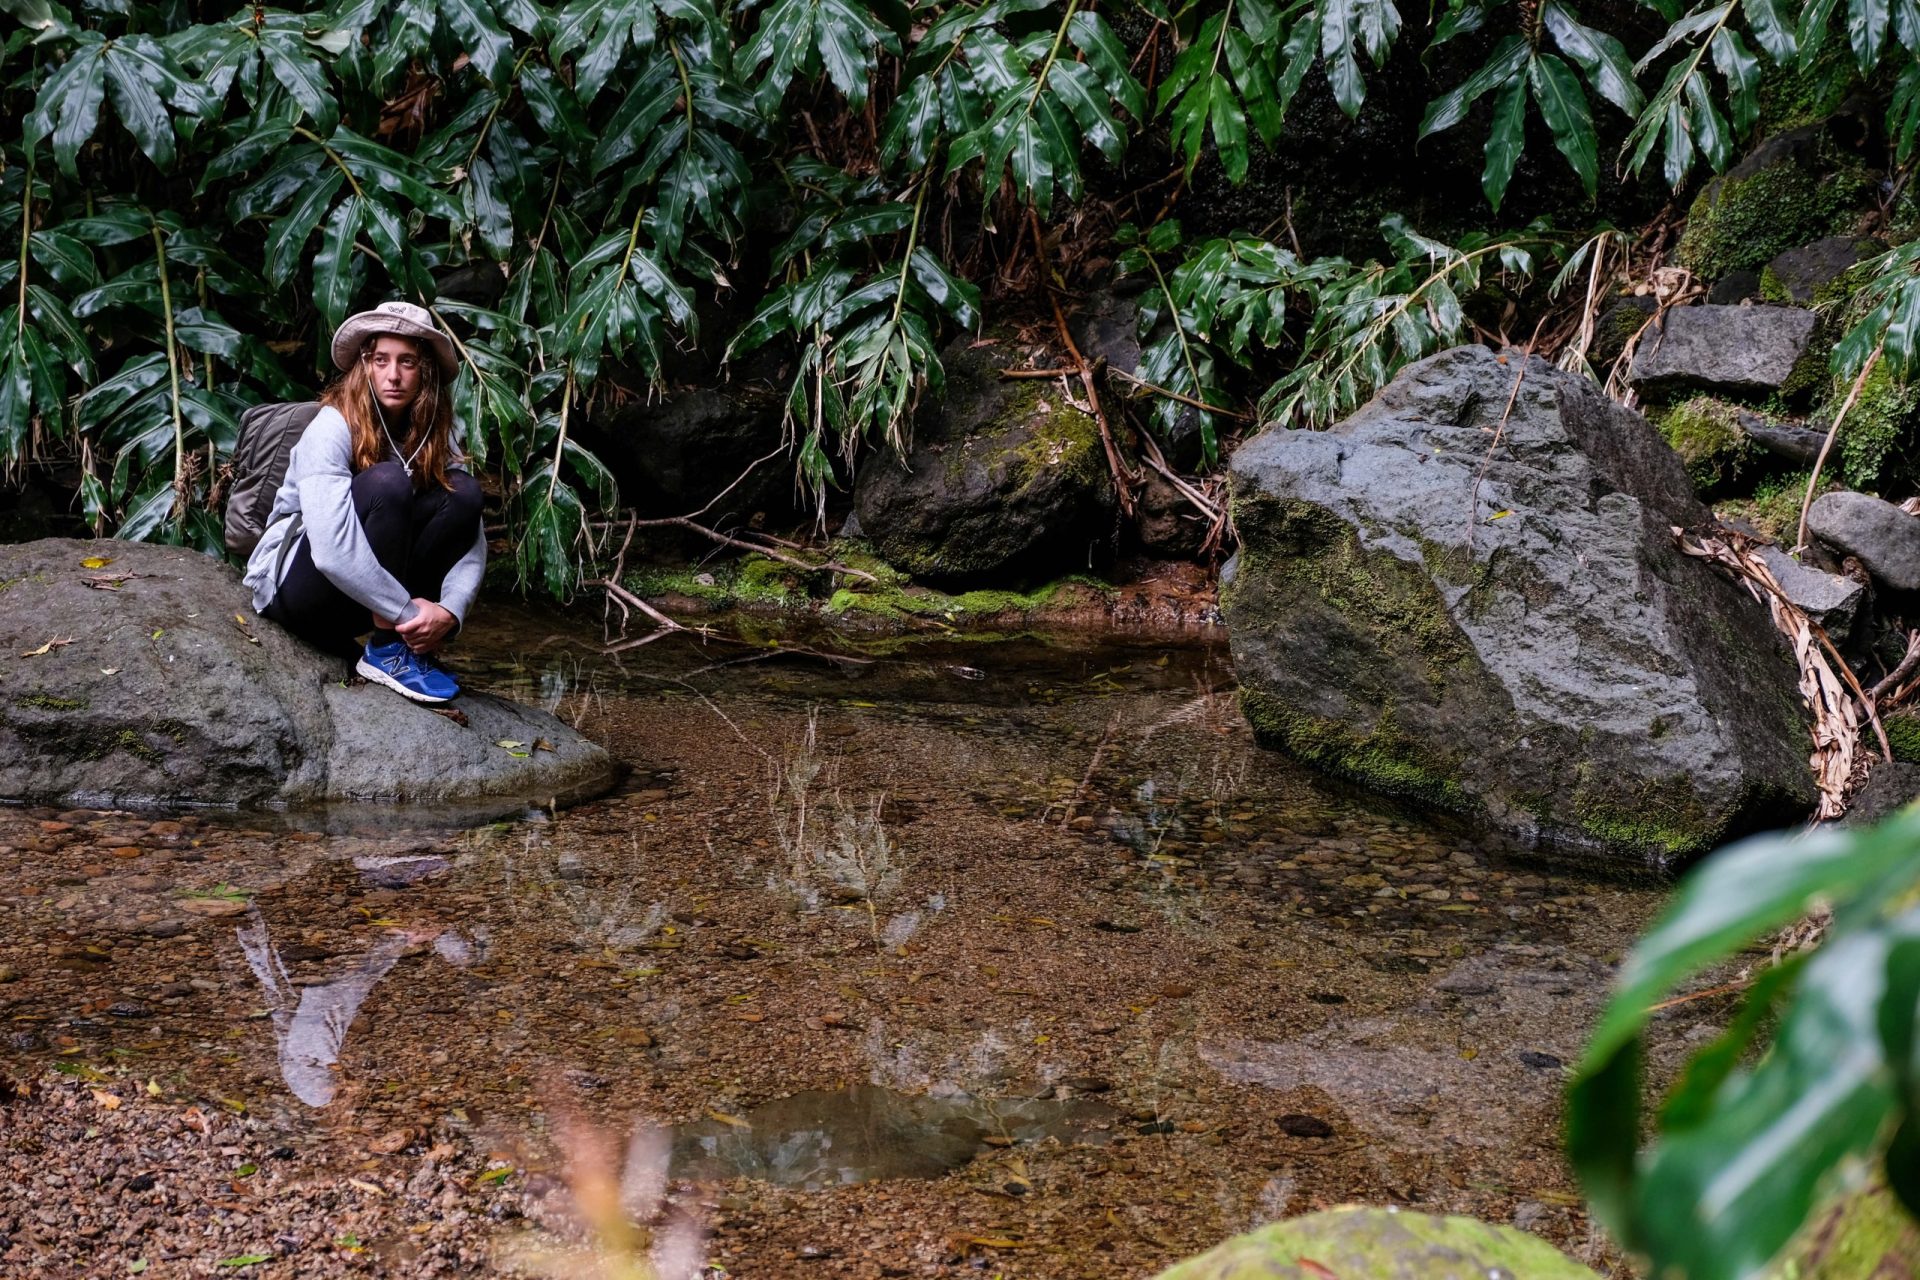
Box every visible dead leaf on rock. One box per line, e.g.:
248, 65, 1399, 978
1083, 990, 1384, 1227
19, 637, 73, 658
533, 738, 555, 752
430, 707, 470, 727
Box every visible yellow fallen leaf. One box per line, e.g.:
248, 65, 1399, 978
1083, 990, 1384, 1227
145, 1079, 162, 1096
19, 637, 72, 658
347, 1177, 388, 1196
494, 739, 525, 749
80, 556, 113, 569
705, 1110, 752, 1129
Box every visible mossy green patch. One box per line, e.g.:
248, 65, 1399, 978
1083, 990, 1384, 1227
1677, 156, 1870, 281
1655, 397, 1761, 495
1231, 495, 1469, 671
1239, 690, 1476, 815
1834, 361, 1920, 491
826, 574, 1111, 624
1155, 1206, 1601, 1280
15, 693, 89, 711
624, 545, 1116, 634
1755, 44, 1860, 134
1885, 712, 1920, 765
1716, 469, 1840, 542
623, 559, 806, 610
1767, 1185, 1920, 1280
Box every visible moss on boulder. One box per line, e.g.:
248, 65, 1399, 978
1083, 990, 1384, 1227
851, 343, 1116, 584
1676, 128, 1870, 281
1656, 397, 1761, 496
1766, 1185, 1920, 1280
1154, 1207, 1601, 1280
1225, 347, 1815, 866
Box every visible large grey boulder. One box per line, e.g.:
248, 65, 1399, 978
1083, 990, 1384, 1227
1808, 490, 1920, 592
853, 343, 1116, 584
0, 539, 616, 813
1223, 346, 1816, 865
1628, 305, 1820, 400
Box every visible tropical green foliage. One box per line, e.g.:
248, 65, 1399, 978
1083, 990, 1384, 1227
1569, 809, 1920, 1280
7, 0, 1920, 590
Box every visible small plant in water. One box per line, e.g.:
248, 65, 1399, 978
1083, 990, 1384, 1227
767, 710, 906, 942
502, 1105, 703, 1280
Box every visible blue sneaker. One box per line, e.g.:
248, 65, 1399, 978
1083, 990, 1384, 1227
355, 636, 460, 704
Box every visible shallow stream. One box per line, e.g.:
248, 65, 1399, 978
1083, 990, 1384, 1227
0, 606, 1688, 1276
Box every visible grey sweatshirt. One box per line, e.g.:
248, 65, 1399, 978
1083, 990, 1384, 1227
242, 406, 486, 628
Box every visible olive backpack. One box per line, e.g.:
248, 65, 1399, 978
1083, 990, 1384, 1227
222, 401, 322, 560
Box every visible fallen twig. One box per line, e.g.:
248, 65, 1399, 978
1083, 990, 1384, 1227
1868, 629, 1920, 706
1797, 343, 1882, 554
1033, 208, 1137, 517
1466, 364, 1526, 550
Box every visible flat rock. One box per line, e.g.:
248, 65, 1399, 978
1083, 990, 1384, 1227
1764, 236, 1878, 305
1224, 346, 1815, 866
1154, 1207, 1601, 1279
0, 539, 616, 813
1758, 546, 1865, 639
1628, 305, 1819, 399
1736, 412, 1828, 466
1808, 490, 1920, 592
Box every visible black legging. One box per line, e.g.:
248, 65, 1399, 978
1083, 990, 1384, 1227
263, 462, 483, 658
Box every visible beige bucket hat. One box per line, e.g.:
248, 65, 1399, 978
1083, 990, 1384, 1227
331, 300, 459, 380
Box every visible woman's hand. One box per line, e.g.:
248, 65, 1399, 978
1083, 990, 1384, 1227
395, 598, 457, 654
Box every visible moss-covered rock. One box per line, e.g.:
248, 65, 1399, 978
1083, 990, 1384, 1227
1154, 1207, 1602, 1280
1834, 361, 1920, 493
1766, 1185, 1920, 1280
1656, 397, 1762, 496
1225, 347, 1816, 867
1676, 127, 1871, 282
851, 343, 1116, 585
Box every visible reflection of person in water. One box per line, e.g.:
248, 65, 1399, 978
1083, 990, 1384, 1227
237, 908, 475, 1107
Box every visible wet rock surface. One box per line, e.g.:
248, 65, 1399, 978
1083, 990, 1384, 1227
1626, 305, 1820, 399
0, 605, 1680, 1277
853, 343, 1117, 584
0, 539, 616, 813
1223, 346, 1815, 864
1807, 490, 1920, 593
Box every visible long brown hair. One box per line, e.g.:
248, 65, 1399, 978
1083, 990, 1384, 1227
318, 337, 458, 490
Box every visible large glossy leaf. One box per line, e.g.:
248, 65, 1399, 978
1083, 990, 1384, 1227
1570, 812, 1920, 1234
1531, 53, 1596, 197
314, 195, 366, 330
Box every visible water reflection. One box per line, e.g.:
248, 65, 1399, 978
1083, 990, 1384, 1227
236, 908, 478, 1107
667, 1084, 1119, 1189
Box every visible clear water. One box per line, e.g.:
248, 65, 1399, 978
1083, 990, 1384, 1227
0, 603, 1675, 1272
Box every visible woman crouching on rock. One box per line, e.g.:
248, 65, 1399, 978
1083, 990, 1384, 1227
243, 301, 484, 704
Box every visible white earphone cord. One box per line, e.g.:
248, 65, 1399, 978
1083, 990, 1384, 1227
368, 378, 428, 478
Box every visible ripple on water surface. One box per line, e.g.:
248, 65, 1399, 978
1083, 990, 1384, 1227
0, 605, 1684, 1275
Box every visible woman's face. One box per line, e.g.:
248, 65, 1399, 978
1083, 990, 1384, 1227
364, 335, 426, 416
